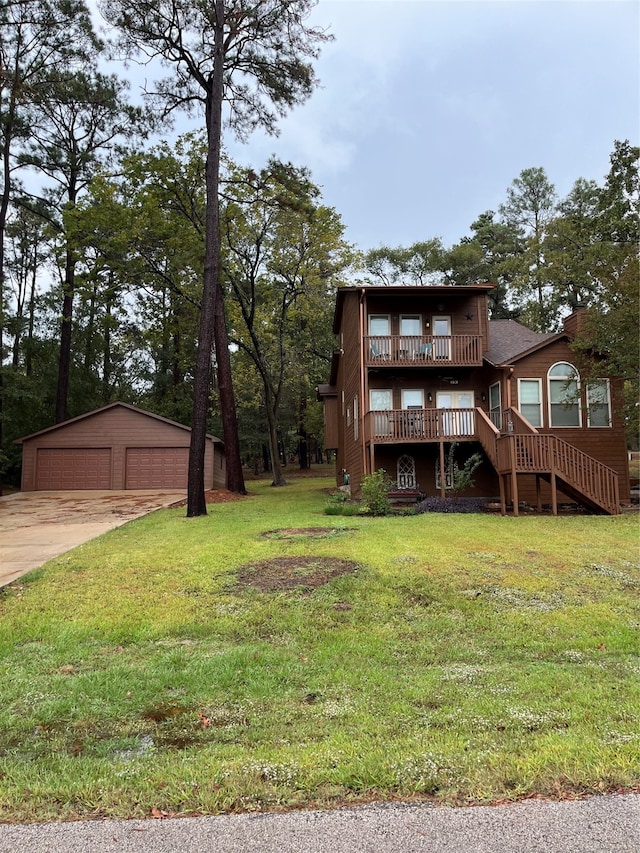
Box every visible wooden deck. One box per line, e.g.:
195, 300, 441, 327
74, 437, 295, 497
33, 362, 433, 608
365, 335, 483, 367
366, 408, 476, 443
366, 406, 620, 515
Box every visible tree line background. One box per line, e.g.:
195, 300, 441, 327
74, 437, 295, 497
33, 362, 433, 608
2, 1, 638, 494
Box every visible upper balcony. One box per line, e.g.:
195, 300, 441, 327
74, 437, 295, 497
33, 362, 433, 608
365, 335, 483, 368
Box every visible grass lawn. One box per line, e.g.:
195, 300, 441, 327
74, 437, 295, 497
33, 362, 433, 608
0, 472, 638, 822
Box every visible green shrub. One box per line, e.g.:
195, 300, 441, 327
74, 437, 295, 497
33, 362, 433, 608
361, 468, 394, 516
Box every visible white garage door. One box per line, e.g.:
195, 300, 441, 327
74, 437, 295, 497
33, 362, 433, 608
35, 448, 112, 490
125, 447, 189, 489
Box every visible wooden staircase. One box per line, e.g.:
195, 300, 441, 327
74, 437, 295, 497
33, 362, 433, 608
475, 408, 620, 515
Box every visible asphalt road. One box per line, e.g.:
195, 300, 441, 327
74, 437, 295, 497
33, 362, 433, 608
0, 795, 638, 852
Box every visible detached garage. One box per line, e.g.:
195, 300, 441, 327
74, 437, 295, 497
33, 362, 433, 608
16, 402, 226, 492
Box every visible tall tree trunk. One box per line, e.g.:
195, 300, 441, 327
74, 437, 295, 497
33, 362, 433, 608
55, 244, 75, 422
187, 0, 245, 516
26, 257, 37, 378
84, 280, 97, 372
55, 172, 79, 423
0, 88, 15, 496
265, 387, 286, 486
103, 294, 112, 402
298, 393, 309, 469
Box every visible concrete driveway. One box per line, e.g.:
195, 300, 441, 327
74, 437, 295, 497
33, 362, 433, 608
0, 490, 185, 588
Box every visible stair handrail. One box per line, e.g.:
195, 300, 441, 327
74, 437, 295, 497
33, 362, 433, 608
475, 408, 500, 467
550, 435, 620, 514
498, 408, 619, 514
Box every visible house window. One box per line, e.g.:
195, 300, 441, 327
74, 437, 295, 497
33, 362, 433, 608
370, 389, 393, 437
370, 389, 392, 410
489, 382, 501, 429
548, 362, 581, 427
518, 379, 542, 428
587, 380, 611, 427
435, 455, 456, 490
400, 389, 425, 438
400, 315, 421, 358
397, 455, 417, 490
369, 314, 391, 358
401, 389, 424, 410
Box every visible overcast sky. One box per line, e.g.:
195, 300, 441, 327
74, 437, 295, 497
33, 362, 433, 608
220, 0, 639, 252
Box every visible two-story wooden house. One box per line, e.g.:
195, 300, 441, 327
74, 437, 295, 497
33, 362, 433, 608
318, 285, 630, 515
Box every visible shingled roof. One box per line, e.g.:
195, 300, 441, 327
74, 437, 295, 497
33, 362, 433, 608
485, 320, 562, 366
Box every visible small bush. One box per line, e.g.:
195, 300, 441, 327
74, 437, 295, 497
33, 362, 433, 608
361, 469, 394, 516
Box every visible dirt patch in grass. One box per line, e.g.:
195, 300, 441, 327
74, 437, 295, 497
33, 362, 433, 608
261, 527, 356, 540
237, 556, 359, 592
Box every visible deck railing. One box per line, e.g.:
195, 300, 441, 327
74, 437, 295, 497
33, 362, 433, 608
366, 408, 476, 443
365, 335, 483, 366
475, 408, 500, 467
492, 411, 620, 514
365, 405, 619, 513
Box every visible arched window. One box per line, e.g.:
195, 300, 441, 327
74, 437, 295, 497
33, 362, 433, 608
548, 362, 581, 427
397, 455, 416, 490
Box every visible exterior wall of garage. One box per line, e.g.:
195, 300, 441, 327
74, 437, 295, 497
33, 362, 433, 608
19, 404, 225, 491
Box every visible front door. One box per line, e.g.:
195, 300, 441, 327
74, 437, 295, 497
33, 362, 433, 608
432, 315, 451, 360
437, 390, 474, 435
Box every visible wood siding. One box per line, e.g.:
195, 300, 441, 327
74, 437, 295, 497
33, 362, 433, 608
341, 292, 364, 493
322, 395, 339, 450
508, 340, 630, 502
328, 288, 629, 511
20, 404, 222, 491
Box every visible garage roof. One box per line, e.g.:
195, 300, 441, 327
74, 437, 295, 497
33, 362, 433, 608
15, 402, 224, 446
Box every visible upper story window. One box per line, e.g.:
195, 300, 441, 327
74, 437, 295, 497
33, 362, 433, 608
548, 362, 581, 427
400, 315, 421, 336
587, 380, 611, 427
369, 315, 390, 336
369, 315, 391, 358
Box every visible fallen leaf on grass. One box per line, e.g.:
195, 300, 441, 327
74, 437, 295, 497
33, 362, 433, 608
151, 807, 174, 819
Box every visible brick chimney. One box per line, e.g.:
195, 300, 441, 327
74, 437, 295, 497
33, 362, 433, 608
562, 306, 588, 339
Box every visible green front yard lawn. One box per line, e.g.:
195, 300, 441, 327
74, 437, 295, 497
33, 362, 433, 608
0, 474, 638, 822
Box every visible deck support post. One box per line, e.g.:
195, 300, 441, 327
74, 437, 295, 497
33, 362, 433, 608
535, 475, 542, 512
368, 442, 375, 477
550, 471, 558, 516
499, 474, 506, 516
510, 435, 519, 516
439, 441, 446, 500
